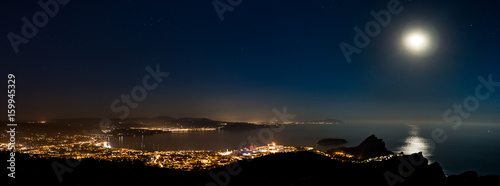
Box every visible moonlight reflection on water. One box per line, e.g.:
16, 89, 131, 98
398, 124, 434, 161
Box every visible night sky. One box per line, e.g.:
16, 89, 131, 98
2, 0, 500, 123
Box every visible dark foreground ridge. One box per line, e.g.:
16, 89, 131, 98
3, 150, 499, 186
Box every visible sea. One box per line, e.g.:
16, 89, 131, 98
109, 122, 500, 176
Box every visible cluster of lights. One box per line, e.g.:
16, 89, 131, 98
1, 133, 402, 171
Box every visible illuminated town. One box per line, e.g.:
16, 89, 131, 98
0, 134, 398, 171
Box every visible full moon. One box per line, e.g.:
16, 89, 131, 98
401, 23, 439, 57
405, 32, 429, 52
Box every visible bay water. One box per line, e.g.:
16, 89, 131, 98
110, 122, 500, 175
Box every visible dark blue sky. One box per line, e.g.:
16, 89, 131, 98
2, 0, 499, 123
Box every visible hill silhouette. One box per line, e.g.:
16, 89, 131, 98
328, 134, 393, 159
3, 150, 499, 185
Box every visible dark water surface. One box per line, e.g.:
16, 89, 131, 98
110, 122, 500, 175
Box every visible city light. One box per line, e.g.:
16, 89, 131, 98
0, 134, 398, 171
